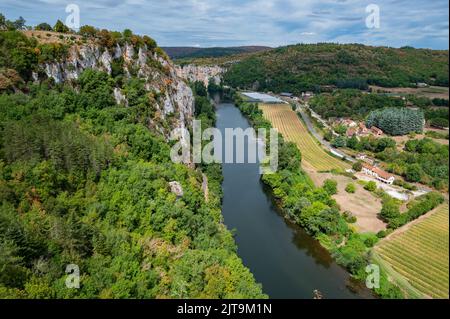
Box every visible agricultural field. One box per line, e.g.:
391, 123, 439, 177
259, 103, 349, 171
375, 204, 449, 299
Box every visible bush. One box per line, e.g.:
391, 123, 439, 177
380, 197, 401, 221
345, 183, 356, 194
352, 161, 363, 172
323, 179, 338, 195
35, 23, 52, 31
53, 20, 69, 33
331, 136, 346, 148
343, 211, 357, 223
364, 181, 377, 192
430, 117, 449, 129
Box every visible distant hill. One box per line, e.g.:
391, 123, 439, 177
223, 43, 449, 94
162, 46, 271, 60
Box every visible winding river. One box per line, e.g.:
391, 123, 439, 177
216, 102, 373, 299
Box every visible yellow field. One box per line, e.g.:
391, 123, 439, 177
259, 103, 349, 171
375, 204, 449, 299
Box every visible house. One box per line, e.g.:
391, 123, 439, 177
341, 118, 357, 127
371, 126, 383, 136
359, 123, 369, 134
357, 154, 374, 165
346, 127, 357, 138
362, 164, 395, 185
416, 82, 429, 88
301, 91, 314, 101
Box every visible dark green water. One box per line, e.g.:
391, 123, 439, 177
216, 102, 373, 299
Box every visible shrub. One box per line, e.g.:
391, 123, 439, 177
364, 181, 377, 192
352, 161, 363, 172
345, 183, 356, 194
343, 211, 357, 223
323, 179, 338, 195
53, 20, 69, 33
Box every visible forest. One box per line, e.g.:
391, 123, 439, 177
223, 43, 449, 93
0, 14, 266, 297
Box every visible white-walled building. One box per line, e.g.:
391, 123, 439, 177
362, 164, 395, 185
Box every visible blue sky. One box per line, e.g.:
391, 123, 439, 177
1, 0, 448, 49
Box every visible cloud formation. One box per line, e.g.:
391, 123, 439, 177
1, 0, 448, 49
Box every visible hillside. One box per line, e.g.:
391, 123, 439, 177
223, 43, 449, 93
162, 46, 271, 60
0, 18, 265, 298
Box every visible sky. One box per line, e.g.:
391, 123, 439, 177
1, 0, 448, 49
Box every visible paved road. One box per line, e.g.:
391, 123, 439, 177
294, 101, 356, 163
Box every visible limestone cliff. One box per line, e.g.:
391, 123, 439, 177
36, 42, 194, 140
175, 64, 224, 88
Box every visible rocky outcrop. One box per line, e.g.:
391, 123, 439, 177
39, 43, 194, 140
169, 181, 184, 198
175, 64, 224, 88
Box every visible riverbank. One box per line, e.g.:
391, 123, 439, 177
215, 101, 372, 299
232, 94, 403, 299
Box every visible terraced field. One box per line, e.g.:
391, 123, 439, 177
259, 103, 349, 171
375, 204, 449, 299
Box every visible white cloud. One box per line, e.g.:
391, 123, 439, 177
0, 0, 448, 48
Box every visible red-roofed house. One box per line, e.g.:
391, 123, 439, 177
362, 164, 395, 185
347, 127, 358, 138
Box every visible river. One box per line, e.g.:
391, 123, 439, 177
215, 102, 373, 299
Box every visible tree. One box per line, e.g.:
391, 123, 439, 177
364, 181, 377, 192
347, 135, 359, 149
35, 23, 52, 31
143, 35, 157, 50
324, 130, 333, 142
366, 107, 424, 136
345, 183, 356, 194
334, 124, 347, 135
123, 29, 133, 38
352, 161, 363, 172
13, 17, 26, 30
331, 136, 346, 148
79, 25, 97, 37
323, 179, 338, 195
406, 164, 423, 182
380, 198, 400, 221
53, 20, 69, 33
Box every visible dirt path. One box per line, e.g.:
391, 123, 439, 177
305, 166, 386, 233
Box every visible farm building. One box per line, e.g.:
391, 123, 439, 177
362, 163, 395, 185
241, 92, 284, 104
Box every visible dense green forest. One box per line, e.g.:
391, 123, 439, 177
0, 14, 265, 298
162, 46, 271, 60
223, 43, 449, 93
0, 70, 265, 298
309, 89, 406, 120
309, 89, 449, 130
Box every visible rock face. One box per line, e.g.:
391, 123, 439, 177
175, 64, 224, 88
39, 43, 194, 140
169, 181, 184, 198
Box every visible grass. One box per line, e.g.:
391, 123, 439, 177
259, 103, 349, 171
375, 204, 449, 299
